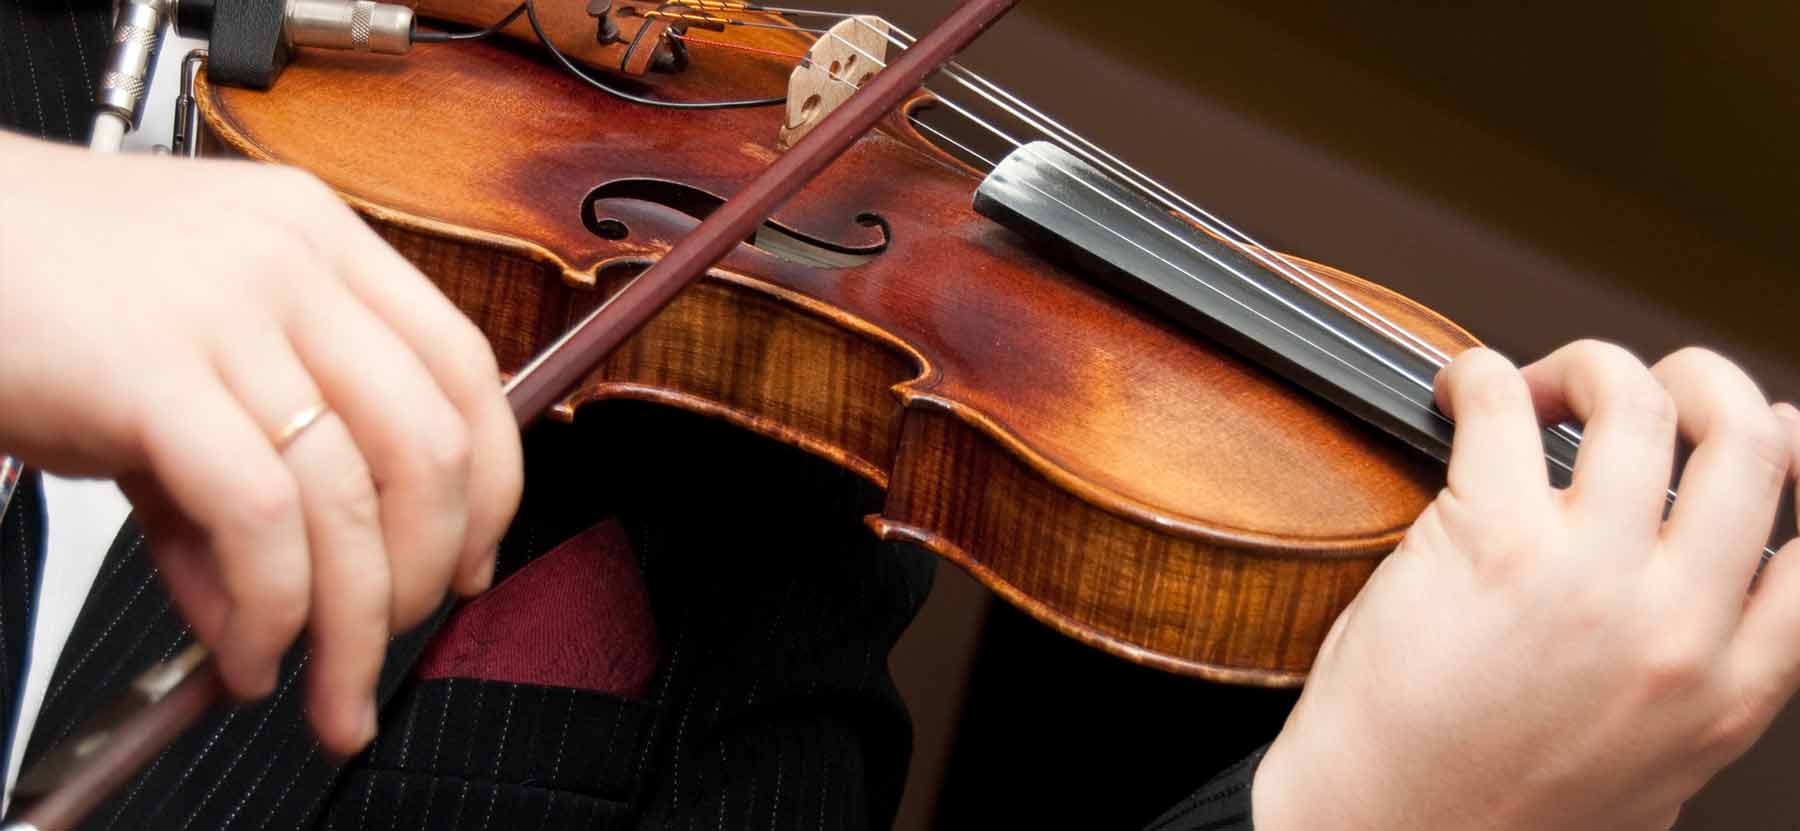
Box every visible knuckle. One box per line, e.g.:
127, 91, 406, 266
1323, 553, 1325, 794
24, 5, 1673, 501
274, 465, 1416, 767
254, 168, 356, 249
1568, 338, 1639, 369
232, 225, 316, 288
1451, 347, 1517, 380
227, 231, 322, 310
243, 573, 310, 649
1723, 413, 1790, 475
1637, 638, 1712, 696
1470, 521, 1538, 580
391, 585, 442, 631
459, 323, 502, 381
1660, 347, 1761, 407
1448, 351, 1527, 412
1664, 345, 1729, 373
1432, 492, 1541, 582
231, 472, 302, 534
422, 418, 473, 479
332, 463, 383, 529
266, 166, 336, 206
1570, 342, 1675, 419
1577, 343, 1652, 391
1554, 589, 1611, 640
1702, 691, 1771, 758
1466, 375, 1528, 415
390, 415, 472, 486
1618, 382, 1678, 435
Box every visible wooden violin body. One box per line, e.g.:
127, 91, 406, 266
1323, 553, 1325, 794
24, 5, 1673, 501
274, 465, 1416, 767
193, 18, 1477, 686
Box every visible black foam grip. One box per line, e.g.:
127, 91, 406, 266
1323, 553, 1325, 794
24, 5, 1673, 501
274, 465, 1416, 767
204, 0, 289, 89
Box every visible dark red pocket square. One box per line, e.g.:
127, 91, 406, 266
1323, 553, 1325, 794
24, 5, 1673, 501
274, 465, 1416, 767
414, 519, 661, 698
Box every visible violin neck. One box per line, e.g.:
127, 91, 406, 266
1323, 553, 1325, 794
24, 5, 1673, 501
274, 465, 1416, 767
972, 141, 1581, 485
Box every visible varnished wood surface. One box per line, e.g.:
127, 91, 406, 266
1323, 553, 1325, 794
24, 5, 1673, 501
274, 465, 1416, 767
197, 26, 1477, 685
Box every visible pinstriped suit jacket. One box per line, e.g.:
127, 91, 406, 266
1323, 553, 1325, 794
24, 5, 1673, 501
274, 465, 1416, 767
0, 8, 1263, 824
0, 409, 1262, 831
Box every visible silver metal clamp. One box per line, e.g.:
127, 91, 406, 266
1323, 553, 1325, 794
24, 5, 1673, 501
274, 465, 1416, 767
285, 0, 413, 55
92, 0, 168, 149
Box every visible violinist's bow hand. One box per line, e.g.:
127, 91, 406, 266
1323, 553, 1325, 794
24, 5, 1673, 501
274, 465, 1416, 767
0, 131, 524, 757
1254, 342, 1800, 831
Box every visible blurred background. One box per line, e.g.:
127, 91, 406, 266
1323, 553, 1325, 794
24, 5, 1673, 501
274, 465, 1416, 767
845, 2, 1800, 828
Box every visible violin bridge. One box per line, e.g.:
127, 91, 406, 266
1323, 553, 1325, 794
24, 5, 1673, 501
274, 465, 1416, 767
777, 15, 888, 150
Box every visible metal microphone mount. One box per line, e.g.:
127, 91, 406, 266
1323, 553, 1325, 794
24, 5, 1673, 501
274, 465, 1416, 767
174, 0, 416, 89
88, 0, 420, 152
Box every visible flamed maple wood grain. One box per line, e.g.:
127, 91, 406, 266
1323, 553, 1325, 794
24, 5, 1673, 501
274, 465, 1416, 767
196, 21, 1478, 685
875, 408, 1379, 685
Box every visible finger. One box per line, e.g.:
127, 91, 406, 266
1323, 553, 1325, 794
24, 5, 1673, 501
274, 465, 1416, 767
1433, 347, 1554, 515
214, 332, 392, 755
315, 215, 520, 595
1729, 403, 1800, 692
286, 414, 392, 756
120, 473, 229, 646
1653, 349, 1787, 593
283, 283, 470, 630
137, 372, 310, 699
1519, 340, 1675, 534
1781, 402, 1800, 535
146, 538, 228, 643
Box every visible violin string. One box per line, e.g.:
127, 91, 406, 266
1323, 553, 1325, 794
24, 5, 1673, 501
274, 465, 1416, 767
859, 19, 1456, 373
892, 40, 1456, 373
657, 13, 1577, 435
728, 14, 1644, 507
699, 7, 1454, 375
903, 112, 997, 168
655, 16, 996, 173
851, 22, 1600, 465
723, 16, 1468, 435
814, 15, 1754, 547
822, 25, 1634, 484
701, 16, 832, 34
642, 8, 1760, 551
764, 23, 1452, 404
700, 8, 1451, 389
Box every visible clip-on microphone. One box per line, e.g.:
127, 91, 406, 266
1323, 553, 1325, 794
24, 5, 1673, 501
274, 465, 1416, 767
90, 0, 419, 151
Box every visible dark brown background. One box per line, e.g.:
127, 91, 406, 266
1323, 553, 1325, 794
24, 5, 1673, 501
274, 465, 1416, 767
846, 2, 1800, 828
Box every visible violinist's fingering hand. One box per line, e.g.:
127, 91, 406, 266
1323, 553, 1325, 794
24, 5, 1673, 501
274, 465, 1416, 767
1252, 340, 1800, 831
0, 131, 523, 757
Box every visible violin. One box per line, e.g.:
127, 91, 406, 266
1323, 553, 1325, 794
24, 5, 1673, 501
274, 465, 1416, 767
187, 0, 1474, 686
16, 0, 1709, 824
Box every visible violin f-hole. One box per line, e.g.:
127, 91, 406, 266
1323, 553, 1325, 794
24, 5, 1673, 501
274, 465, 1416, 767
582, 177, 889, 269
